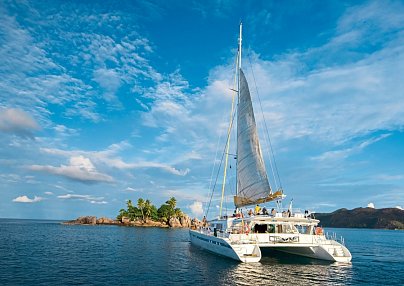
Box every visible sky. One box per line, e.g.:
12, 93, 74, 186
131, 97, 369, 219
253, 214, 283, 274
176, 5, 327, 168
1, 0, 403, 220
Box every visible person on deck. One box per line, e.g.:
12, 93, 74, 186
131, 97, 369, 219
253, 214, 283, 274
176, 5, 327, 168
202, 216, 207, 227
255, 204, 261, 215
262, 207, 268, 215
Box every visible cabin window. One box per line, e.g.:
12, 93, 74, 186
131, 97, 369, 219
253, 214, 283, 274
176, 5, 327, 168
296, 225, 307, 234
253, 224, 267, 233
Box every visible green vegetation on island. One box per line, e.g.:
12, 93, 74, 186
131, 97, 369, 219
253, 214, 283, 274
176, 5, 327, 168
64, 196, 202, 228
117, 197, 183, 224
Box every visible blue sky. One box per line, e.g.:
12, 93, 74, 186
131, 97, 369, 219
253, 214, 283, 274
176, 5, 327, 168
1, 0, 403, 220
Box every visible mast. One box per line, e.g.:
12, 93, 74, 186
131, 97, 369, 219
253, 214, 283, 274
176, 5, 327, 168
218, 23, 241, 217
238, 22, 242, 74
236, 22, 242, 197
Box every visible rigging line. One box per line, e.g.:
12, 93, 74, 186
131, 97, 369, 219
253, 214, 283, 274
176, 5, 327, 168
206, 59, 238, 217
219, 91, 236, 217
247, 52, 283, 190
205, 99, 238, 218
219, 49, 240, 217
203, 112, 226, 217
206, 39, 239, 218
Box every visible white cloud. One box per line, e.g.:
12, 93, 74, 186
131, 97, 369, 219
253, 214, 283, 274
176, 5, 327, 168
29, 155, 113, 183
312, 134, 391, 161
40, 146, 189, 176
53, 125, 78, 137
189, 201, 204, 217
93, 68, 122, 102
44, 191, 53, 195
124, 187, 138, 192
129, 162, 190, 176
367, 202, 375, 208
0, 108, 40, 137
162, 189, 206, 202
90, 200, 107, 204
57, 194, 107, 204
376, 174, 404, 181
396, 206, 403, 210
12, 195, 43, 203
0, 3, 162, 127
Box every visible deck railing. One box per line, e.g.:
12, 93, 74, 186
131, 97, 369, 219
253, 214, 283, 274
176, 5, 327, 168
325, 231, 346, 246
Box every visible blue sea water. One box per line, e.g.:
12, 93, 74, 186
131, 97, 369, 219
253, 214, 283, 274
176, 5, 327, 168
0, 219, 403, 285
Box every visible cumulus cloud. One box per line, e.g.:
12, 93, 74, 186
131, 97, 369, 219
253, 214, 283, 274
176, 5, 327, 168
367, 202, 375, 208
0, 108, 40, 137
29, 155, 113, 183
12, 195, 43, 203
189, 201, 204, 217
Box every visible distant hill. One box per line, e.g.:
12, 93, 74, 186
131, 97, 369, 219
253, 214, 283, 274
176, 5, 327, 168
314, 207, 404, 229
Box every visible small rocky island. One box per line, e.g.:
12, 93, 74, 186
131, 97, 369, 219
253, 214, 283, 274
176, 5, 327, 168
63, 196, 203, 229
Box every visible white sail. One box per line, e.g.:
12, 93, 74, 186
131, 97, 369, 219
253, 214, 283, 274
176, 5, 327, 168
235, 69, 278, 208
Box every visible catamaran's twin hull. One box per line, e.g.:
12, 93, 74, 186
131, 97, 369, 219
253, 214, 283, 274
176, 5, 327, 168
268, 245, 352, 263
189, 230, 352, 263
189, 230, 261, 263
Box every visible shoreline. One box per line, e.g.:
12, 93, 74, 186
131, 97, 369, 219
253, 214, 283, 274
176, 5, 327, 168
62, 215, 201, 229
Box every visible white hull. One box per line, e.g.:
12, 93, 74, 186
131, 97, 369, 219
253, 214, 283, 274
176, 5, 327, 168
236, 232, 352, 263
271, 245, 352, 263
190, 228, 352, 263
189, 230, 261, 263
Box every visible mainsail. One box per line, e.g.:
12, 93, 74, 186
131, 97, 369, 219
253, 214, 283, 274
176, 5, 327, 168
234, 69, 282, 208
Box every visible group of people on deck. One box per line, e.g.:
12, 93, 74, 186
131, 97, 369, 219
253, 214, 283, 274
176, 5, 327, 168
233, 205, 282, 218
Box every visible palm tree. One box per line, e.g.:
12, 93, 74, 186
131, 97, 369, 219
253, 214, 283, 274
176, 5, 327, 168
137, 198, 145, 221
144, 199, 152, 221
167, 197, 177, 209
117, 208, 128, 220
126, 199, 133, 210
126, 200, 136, 220
163, 197, 177, 219
174, 208, 183, 219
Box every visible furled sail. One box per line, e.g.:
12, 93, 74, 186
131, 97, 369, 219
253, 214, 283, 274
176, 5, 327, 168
234, 69, 282, 208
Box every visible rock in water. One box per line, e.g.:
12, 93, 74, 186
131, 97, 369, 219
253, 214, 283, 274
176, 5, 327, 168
96, 217, 116, 224
64, 216, 97, 225
168, 217, 182, 228
180, 215, 191, 228
121, 216, 130, 224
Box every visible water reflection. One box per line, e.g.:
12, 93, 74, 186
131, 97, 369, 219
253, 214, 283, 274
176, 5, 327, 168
223, 250, 353, 286
189, 243, 354, 285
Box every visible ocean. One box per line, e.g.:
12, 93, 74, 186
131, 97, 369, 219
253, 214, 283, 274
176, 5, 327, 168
0, 219, 403, 285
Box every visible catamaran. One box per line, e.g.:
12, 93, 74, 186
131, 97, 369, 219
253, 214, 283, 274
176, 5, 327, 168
189, 23, 352, 263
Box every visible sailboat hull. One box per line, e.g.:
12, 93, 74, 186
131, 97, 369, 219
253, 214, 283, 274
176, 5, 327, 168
189, 230, 261, 263
268, 244, 352, 263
